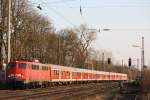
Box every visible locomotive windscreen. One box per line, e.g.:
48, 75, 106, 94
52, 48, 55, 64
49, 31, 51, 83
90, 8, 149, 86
18, 63, 26, 68
7, 63, 16, 69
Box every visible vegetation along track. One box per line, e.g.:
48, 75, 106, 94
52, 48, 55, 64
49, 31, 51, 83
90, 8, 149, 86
113, 94, 137, 100
0, 82, 119, 100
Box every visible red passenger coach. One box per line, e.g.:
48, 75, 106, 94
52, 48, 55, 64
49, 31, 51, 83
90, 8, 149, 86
50, 65, 60, 82
72, 71, 81, 80
6, 60, 128, 88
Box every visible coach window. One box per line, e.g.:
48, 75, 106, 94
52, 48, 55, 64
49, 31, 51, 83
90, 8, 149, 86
56, 70, 59, 75
55, 70, 57, 75
74, 72, 77, 76
54, 70, 56, 75
44, 66, 48, 70
96, 74, 98, 78
53, 70, 55, 75
77, 72, 81, 76
32, 65, 39, 70
42, 66, 46, 70
62, 71, 65, 76
46, 67, 48, 70
72, 72, 76, 76
18, 63, 26, 68
36, 65, 39, 70
31, 65, 34, 69
32, 65, 35, 70
67, 72, 70, 76
64, 71, 67, 76
52, 70, 54, 75
52, 70, 58, 75
65, 71, 67, 76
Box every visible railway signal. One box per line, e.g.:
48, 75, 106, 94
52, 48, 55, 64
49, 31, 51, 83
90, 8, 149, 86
107, 58, 111, 64
128, 57, 132, 67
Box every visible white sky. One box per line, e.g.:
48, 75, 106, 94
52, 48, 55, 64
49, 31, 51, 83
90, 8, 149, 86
30, 0, 150, 66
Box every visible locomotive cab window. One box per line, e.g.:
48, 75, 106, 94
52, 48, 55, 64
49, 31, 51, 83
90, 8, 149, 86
7, 63, 16, 69
18, 63, 26, 68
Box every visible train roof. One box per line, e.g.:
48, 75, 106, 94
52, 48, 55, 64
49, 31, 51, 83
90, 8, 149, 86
13, 61, 127, 75
49, 64, 126, 75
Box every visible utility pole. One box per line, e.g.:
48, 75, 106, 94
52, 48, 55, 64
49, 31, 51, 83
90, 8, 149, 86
137, 58, 139, 70
132, 36, 145, 80
122, 59, 124, 67
7, 0, 11, 63
141, 36, 145, 81
141, 36, 144, 71
102, 52, 105, 71
122, 59, 124, 73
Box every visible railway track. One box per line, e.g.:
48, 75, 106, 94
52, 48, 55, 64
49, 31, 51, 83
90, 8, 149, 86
0, 82, 119, 100
113, 94, 137, 100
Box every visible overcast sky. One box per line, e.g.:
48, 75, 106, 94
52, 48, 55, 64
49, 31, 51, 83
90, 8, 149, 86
30, 0, 150, 66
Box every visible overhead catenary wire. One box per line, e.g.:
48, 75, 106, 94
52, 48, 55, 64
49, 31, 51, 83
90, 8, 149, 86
30, 0, 150, 8
42, 0, 78, 4
49, 7, 76, 27
39, 0, 88, 27
35, 0, 77, 28
29, 0, 150, 30
38, 5, 150, 8
29, 0, 78, 5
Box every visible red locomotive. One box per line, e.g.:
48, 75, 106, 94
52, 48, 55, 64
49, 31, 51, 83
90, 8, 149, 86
6, 60, 128, 88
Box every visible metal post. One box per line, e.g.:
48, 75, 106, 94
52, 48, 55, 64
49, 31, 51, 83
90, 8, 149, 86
122, 59, 124, 73
141, 36, 144, 71
102, 52, 105, 71
7, 0, 11, 63
122, 59, 124, 67
141, 36, 145, 80
137, 58, 139, 70
132, 37, 145, 80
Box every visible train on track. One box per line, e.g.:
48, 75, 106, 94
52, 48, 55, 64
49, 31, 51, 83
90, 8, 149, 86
6, 60, 128, 88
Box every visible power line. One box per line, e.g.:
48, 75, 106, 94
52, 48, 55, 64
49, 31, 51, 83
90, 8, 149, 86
45, 0, 78, 4
31, 0, 78, 5
30, 0, 150, 8
104, 28, 150, 32
49, 7, 76, 27
37, 1, 77, 27
28, 0, 76, 27
41, 5, 150, 8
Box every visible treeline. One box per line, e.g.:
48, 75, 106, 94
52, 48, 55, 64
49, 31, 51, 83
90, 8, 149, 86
0, 0, 98, 68
0, 0, 138, 78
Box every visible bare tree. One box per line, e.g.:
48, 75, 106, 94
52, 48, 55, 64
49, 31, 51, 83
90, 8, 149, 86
72, 24, 96, 68
0, 0, 55, 69
57, 25, 97, 68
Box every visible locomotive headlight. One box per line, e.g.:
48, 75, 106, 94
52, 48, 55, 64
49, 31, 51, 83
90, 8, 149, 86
8, 74, 14, 77
15, 74, 22, 77
8, 75, 11, 77
8, 74, 24, 78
